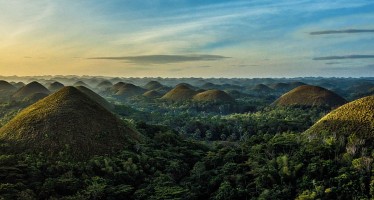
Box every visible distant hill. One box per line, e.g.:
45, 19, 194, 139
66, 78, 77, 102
251, 84, 273, 93
23, 92, 49, 104
143, 90, 162, 98
193, 90, 234, 102
111, 82, 127, 93
0, 81, 17, 102
0, 80, 16, 92
268, 82, 306, 92
289, 81, 306, 88
144, 81, 163, 90
305, 95, 374, 138
12, 81, 50, 100
201, 82, 221, 90
0, 86, 141, 159
73, 81, 90, 87
161, 85, 197, 102
115, 83, 146, 98
11, 82, 25, 89
76, 86, 114, 111
272, 85, 347, 108
48, 81, 65, 91
96, 80, 113, 89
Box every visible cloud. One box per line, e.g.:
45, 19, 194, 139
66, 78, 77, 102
327, 64, 374, 71
325, 62, 341, 65
313, 55, 374, 60
310, 29, 374, 35
88, 54, 229, 64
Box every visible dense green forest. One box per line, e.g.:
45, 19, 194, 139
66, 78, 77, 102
0, 77, 373, 199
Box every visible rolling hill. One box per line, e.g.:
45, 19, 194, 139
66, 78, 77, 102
193, 90, 234, 102
272, 85, 347, 108
0, 86, 141, 158
12, 81, 50, 100
161, 85, 197, 101
305, 95, 374, 138
115, 83, 146, 98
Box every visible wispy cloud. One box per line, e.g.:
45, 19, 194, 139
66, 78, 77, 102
325, 62, 341, 65
314, 55, 374, 60
88, 54, 229, 64
310, 29, 374, 35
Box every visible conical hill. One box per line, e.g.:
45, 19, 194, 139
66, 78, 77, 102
0, 86, 141, 158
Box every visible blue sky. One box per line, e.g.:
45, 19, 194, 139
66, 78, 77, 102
0, 0, 373, 77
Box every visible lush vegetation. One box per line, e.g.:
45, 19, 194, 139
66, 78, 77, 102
0, 77, 373, 199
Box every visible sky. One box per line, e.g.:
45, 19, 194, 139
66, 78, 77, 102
0, 0, 373, 78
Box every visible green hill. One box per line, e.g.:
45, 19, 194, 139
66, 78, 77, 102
0, 86, 141, 159
272, 85, 347, 108
193, 90, 234, 102
161, 85, 197, 101
12, 81, 50, 100
305, 95, 374, 138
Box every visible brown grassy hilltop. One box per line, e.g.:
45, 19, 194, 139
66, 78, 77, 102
0, 86, 141, 158
305, 95, 374, 138
12, 81, 50, 100
161, 85, 197, 101
193, 90, 234, 102
272, 85, 347, 108
115, 83, 146, 98
111, 82, 127, 93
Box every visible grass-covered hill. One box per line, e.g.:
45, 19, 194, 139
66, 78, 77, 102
272, 85, 347, 108
144, 81, 163, 90
48, 81, 65, 91
0, 86, 141, 158
305, 95, 374, 138
143, 90, 162, 98
111, 82, 127, 93
161, 85, 197, 102
76, 86, 115, 111
193, 89, 234, 102
115, 83, 146, 98
12, 81, 50, 100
